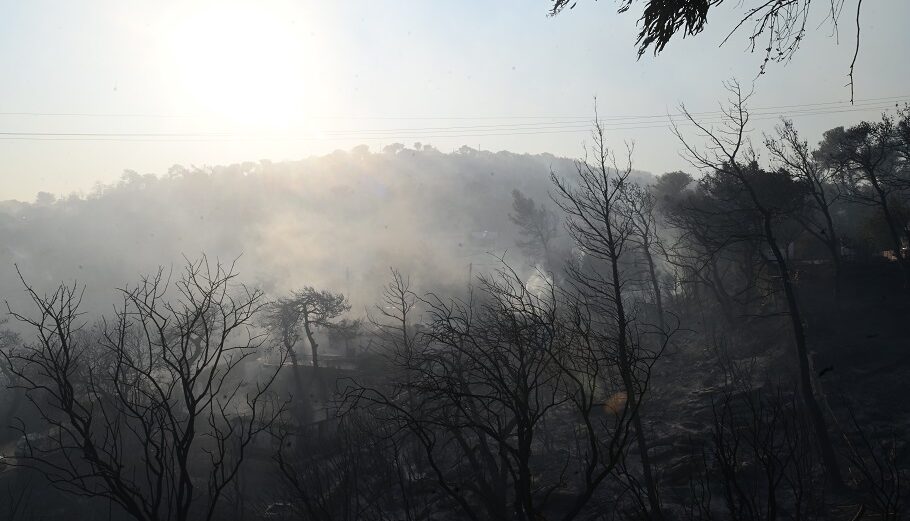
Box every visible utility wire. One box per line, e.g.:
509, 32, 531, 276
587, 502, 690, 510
0, 93, 906, 121
0, 98, 904, 143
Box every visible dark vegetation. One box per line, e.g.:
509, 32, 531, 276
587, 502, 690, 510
548, 0, 868, 100
1, 100, 909, 520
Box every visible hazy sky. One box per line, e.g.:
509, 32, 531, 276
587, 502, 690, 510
1, 0, 907, 201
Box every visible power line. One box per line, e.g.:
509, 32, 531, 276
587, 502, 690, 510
0, 94, 906, 122
318, 99, 907, 134
0, 111, 194, 119
0, 98, 904, 143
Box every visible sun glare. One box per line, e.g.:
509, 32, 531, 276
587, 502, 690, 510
164, 3, 311, 127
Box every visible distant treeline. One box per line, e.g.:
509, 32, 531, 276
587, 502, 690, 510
0, 146, 652, 318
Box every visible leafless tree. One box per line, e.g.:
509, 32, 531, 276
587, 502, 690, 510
271, 269, 433, 521
349, 264, 650, 521
667, 336, 831, 521
671, 80, 844, 490
370, 269, 419, 357
273, 407, 436, 521
623, 182, 667, 330
706, 384, 827, 520
766, 119, 844, 295
841, 408, 907, 520
660, 183, 749, 326
551, 108, 666, 519
0, 323, 24, 439
2, 258, 285, 521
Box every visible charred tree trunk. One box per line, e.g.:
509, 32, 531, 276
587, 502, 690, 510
642, 244, 666, 331
302, 316, 328, 418
763, 211, 845, 491
608, 224, 663, 520
303, 317, 319, 370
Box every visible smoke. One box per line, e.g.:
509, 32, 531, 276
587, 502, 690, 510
524, 266, 554, 306
2, 145, 651, 326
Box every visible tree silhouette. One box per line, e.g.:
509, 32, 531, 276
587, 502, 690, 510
3, 258, 285, 521
292, 288, 350, 370
509, 189, 558, 270
672, 80, 845, 490
548, 0, 866, 99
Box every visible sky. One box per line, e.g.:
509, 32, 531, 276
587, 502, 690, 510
0, 0, 908, 202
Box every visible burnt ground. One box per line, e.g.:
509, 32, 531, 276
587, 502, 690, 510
642, 260, 910, 519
